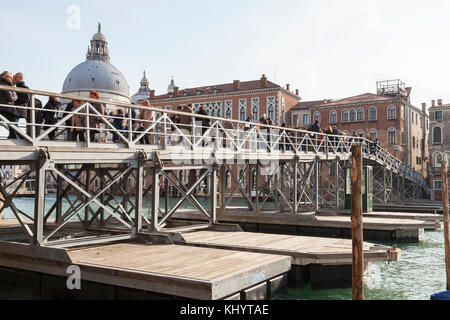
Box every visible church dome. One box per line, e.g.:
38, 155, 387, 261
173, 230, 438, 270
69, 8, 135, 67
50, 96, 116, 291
167, 77, 176, 94
61, 23, 130, 102
131, 71, 151, 104
62, 60, 130, 99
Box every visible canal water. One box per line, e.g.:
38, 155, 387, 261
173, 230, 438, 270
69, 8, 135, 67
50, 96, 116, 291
1, 196, 447, 300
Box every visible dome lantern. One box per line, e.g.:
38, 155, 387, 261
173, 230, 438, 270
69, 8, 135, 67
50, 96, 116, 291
167, 76, 176, 94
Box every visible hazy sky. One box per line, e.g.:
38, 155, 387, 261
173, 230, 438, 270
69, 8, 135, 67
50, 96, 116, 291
2, 0, 450, 108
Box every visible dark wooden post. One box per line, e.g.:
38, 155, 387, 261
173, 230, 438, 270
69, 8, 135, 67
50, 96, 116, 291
441, 161, 450, 290
351, 145, 364, 300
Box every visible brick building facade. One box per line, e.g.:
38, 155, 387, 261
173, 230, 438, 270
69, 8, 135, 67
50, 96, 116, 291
287, 80, 429, 178
140, 75, 301, 126
428, 99, 450, 201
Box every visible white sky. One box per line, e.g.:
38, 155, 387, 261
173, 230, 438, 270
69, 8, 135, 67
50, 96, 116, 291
2, 0, 450, 108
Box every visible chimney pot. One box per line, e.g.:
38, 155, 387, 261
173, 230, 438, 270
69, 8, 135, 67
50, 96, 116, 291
174, 86, 179, 96
295, 89, 299, 96
150, 90, 155, 99
438, 99, 443, 106
233, 80, 240, 91
260, 75, 268, 88
286, 84, 290, 91
432, 100, 436, 107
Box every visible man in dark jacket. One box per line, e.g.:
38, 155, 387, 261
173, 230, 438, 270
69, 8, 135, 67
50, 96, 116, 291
196, 106, 211, 146
0, 71, 18, 138
42, 96, 60, 140
13, 73, 30, 137
308, 120, 321, 133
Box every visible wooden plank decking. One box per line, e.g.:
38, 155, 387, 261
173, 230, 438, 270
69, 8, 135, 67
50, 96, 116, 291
67, 242, 291, 300
175, 230, 400, 266
0, 239, 291, 300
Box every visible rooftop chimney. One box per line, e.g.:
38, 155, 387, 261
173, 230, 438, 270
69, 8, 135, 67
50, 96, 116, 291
405, 87, 412, 103
432, 100, 436, 107
295, 89, 299, 96
233, 80, 240, 91
260, 74, 268, 88
174, 86, 179, 96
438, 99, 443, 106
422, 103, 426, 114
286, 84, 290, 91
150, 90, 155, 99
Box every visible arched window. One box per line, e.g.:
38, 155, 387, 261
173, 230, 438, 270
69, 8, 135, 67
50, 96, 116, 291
357, 108, 364, 121
387, 105, 396, 119
369, 107, 377, 121
314, 112, 320, 122
350, 109, 356, 122
253, 106, 259, 122
433, 126, 442, 144
329, 110, 337, 124
268, 105, 275, 120
342, 110, 349, 123
369, 129, 377, 140
387, 128, 396, 145
240, 107, 246, 121
226, 107, 232, 119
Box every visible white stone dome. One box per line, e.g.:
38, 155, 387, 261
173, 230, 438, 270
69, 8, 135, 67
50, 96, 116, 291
61, 23, 130, 103
62, 60, 130, 100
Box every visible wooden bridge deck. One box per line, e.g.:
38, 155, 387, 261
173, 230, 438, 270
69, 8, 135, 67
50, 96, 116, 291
68, 242, 291, 300
173, 230, 400, 266
0, 237, 291, 300
330, 210, 443, 222
169, 208, 437, 242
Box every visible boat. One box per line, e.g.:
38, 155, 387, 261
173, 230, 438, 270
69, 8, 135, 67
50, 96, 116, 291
430, 290, 450, 300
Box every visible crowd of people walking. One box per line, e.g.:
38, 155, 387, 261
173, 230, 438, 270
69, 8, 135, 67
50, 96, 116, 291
0, 70, 380, 155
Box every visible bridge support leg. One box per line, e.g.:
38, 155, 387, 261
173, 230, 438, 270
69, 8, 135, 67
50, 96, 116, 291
219, 165, 226, 213
33, 158, 46, 246
55, 165, 63, 225
293, 161, 298, 214
210, 166, 218, 224
254, 163, 259, 213
335, 160, 340, 214
314, 158, 320, 214
150, 166, 160, 232
135, 161, 144, 233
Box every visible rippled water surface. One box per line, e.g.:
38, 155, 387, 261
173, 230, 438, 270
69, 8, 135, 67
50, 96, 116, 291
281, 230, 447, 300
2, 197, 448, 300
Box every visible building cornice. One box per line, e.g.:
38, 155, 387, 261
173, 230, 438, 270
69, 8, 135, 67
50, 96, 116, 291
148, 87, 300, 104
312, 98, 401, 110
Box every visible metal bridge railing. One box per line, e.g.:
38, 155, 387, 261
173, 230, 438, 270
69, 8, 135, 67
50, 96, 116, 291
0, 85, 429, 192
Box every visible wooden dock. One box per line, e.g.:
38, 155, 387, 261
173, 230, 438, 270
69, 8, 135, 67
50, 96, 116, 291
374, 202, 443, 214
0, 238, 291, 300
169, 208, 438, 242
151, 226, 400, 289
325, 210, 443, 223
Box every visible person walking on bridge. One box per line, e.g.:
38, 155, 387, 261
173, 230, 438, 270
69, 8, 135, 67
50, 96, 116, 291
179, 103, 193, 145
87, 91, 106, 143
137, 99, 155, 145
70, 100, 85, 142
13, 73, 29, 136
42, 96, 60, 140
0, 71, 18, 139
196, 105, 211, 146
